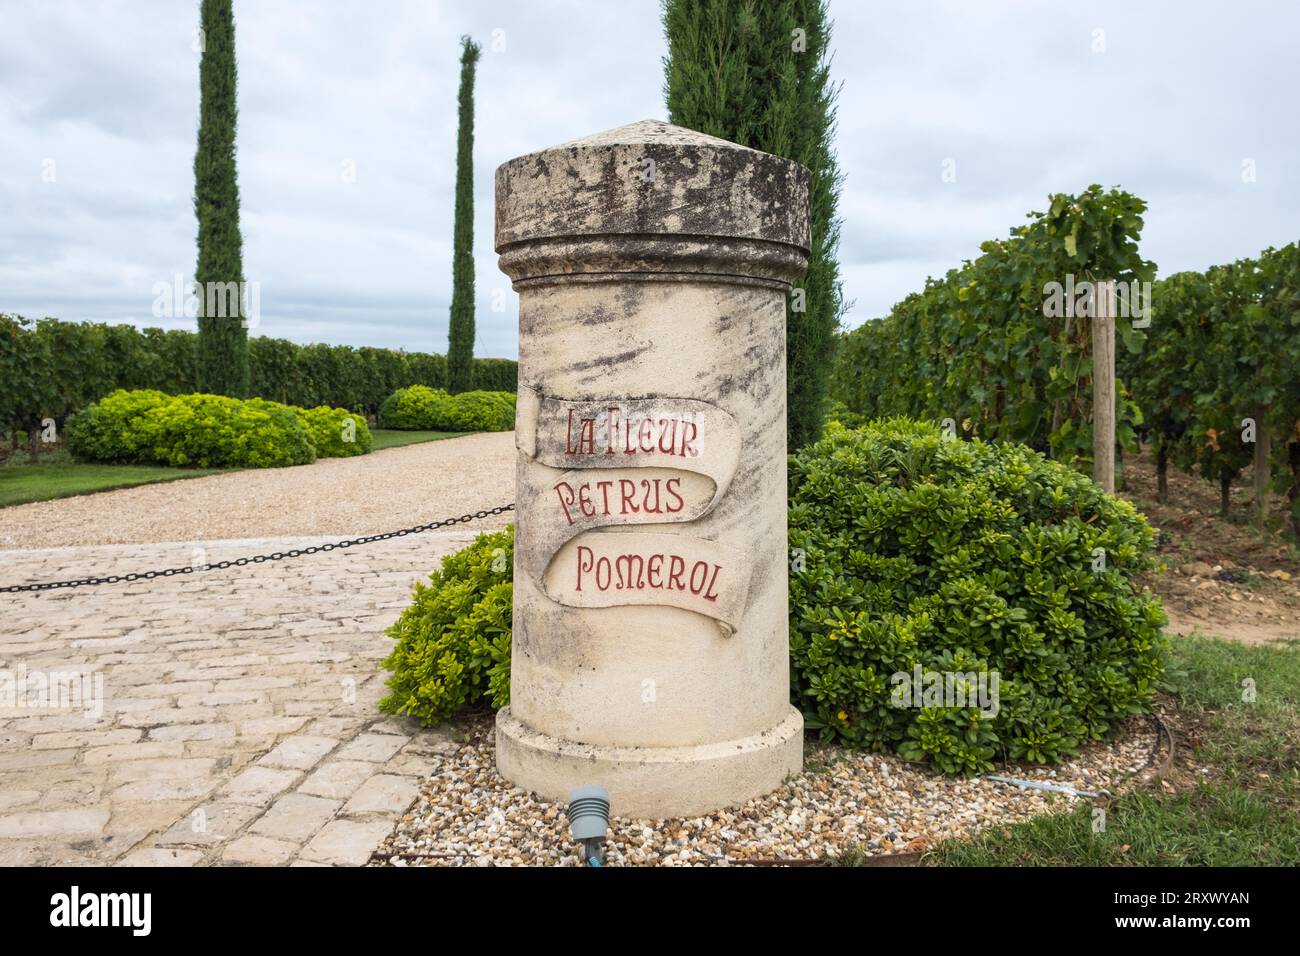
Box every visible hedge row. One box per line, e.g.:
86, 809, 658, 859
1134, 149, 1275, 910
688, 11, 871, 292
0, 315, 517, 436
67, 389, 371, 469
378, 385, 516, 432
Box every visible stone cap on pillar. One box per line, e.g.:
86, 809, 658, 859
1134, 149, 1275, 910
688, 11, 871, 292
495, 119, 810, 290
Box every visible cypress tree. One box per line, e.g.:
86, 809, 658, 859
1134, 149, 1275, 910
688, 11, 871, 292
663, 0, 844, 451
447, 36, 481, 395
193, 0, 249, 397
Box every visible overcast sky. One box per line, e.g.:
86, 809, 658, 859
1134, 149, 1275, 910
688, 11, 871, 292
2, 0, 1296, 360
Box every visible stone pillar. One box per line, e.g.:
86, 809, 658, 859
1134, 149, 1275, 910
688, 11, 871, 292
494, 119, 808, 819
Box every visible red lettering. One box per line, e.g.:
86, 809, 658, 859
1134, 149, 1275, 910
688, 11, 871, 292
702, 563, 722, 602
689, 560, 709, 595
554, 481, 577, 526
615, 554, 646, 590
604, 407, 620, 454
681, 421, 699, 458
564, 409, 597, 456
647, 554, 663, 588
640, 478, 661, 513
619, 479, 639, 514
575, 545, 594, 591
571, 548, 723, 605
657, 419, 677, 453
668, 555, 686, 591
665, 477, 683, 513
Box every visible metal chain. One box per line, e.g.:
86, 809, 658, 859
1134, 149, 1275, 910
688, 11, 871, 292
1, 503, 515, 595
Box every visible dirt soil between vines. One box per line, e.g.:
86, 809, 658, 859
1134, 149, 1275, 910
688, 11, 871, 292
1122, 446, 1300, 645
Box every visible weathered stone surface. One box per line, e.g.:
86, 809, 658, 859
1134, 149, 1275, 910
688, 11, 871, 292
333, 733, 405, 763
149, 722, 236, 742
219, 766, 301, 806
32, 729, 141, 750
249, 793, 341, 842
111, 779, 218, 802
156, 801, 261, 847
221, 835, 297, 866
256, 735, 339, 771
117, 847, 204, 867
496, 119, 809, 275
297, 761, 378, 800
0, 808, 110, 838
105, 800, 194, 838
494, 120, 806, 816
84, 742, 184, 764
109, 758, 216, 784
341, 774, 419, 816
299, 819, 393, 866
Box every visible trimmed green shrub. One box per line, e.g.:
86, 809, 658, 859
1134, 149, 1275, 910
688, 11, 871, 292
380, 419, 1169, 780
445, 390, 515, 432
295, 405, 372, 458
62, 389, 174, 464
379, 527, 513, 723
788, 419, 1167, 774
67, 389, 370, 468
379, 385, 454, 431
68, 390, 312, 468
378, 385, 514, 432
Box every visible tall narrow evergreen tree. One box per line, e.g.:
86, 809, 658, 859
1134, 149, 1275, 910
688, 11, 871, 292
447, 36, 481, 395
663, 0, 844, 450
193, 0, 249, 397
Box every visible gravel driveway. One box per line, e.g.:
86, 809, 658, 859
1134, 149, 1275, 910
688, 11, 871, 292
0, 432, 515, 550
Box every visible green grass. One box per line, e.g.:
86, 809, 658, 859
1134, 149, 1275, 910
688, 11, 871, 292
0, 448, 223, 507
370, 429, 458, 451
925, 633, 1300, 866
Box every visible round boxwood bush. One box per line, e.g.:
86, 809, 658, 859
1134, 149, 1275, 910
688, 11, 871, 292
295, 405, 372, 458
379, 385, 454, 431
446, 390, 516, 432
378, 385, 515, 432
379, 526, 514, 724
63, 389, 175, 463
68, 390, 313, 468
67, 389, 370, 468
789, 419, 1167, 774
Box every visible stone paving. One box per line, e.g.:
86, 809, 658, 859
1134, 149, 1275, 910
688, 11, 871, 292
0, 528, 507, 866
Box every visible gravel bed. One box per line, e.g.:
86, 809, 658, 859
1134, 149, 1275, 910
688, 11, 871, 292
376, 716, 1160, 867
0, 432, 515, 549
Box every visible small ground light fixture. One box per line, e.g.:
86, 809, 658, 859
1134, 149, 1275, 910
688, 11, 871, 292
566, 786, 610, 867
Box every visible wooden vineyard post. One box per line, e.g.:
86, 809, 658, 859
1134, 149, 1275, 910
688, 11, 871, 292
1093, 279, 1117, 494
1253, 407, 1271, 530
